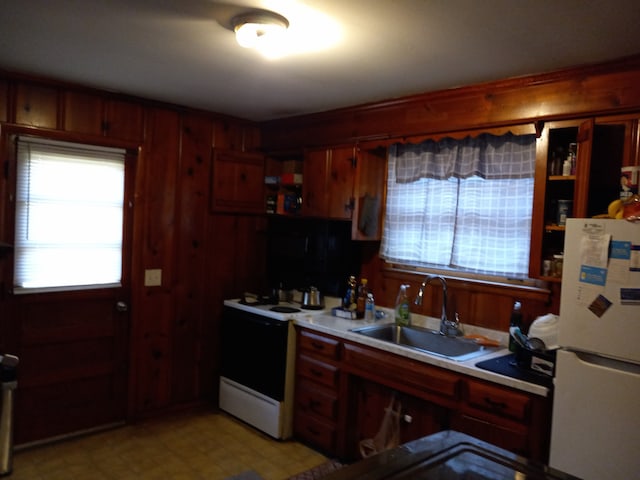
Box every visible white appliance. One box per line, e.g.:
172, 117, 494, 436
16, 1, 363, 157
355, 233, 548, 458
549, 218, 640, 480
219, 299, 330, 439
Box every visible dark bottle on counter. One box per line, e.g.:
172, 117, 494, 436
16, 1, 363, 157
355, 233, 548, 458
355, 278, 369, 319
343, 275, 357, 311
508, 301, 523, 353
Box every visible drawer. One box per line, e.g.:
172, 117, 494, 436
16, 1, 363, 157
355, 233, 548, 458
298, 329, 341, 360
343, 342, 460, 401
296, 379, 338, 420
452, 412, 529, 457
294, 412, 337, 455
297, 354, 340, 389
465, 379, 531, 422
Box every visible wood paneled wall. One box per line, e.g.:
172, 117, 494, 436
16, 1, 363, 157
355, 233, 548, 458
0, 73, 266, 440
2, 54, 640, 441
262, 55, 640, 151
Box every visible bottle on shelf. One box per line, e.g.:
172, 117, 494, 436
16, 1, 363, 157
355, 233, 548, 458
343, 275, 357, 311
355, 278, 369, 319
364, 293, 376, 321
508, 301, 523, 353
395, 284, 411, 327
569, 142, 577, 175
550, 150, 562, 176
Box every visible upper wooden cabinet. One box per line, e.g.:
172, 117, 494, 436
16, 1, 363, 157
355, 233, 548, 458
63, 90, 144, 141
302, 146, 356, 220
213, 119, 261, 152
352, 144, 387, 241
301, 145, 386, 240
210, 149, 265, 214
529, 115, 639, 281
14, 82, 59, 129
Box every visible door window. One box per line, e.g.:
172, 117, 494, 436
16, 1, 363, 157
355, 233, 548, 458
14, 136, 126, 293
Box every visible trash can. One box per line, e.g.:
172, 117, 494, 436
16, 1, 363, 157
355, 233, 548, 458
0, 354, 18, 477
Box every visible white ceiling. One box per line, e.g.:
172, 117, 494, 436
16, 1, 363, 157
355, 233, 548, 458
1, 0, 640, 122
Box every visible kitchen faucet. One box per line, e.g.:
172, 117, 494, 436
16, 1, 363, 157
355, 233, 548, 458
414, 275, 463, 337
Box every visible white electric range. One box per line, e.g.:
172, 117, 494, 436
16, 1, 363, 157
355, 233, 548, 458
219, 298, 332, 439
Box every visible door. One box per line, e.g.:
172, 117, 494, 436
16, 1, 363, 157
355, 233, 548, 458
559, 219, 640, 362
1, 131, 135, 444
302, 146, 356, 219
549, 350, 640, 480
302, 148, 329, 217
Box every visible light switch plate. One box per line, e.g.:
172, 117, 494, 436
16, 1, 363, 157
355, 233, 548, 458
144, 268, 162, 286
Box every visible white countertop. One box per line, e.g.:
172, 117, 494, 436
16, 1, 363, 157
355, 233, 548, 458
224, 296, 551, 397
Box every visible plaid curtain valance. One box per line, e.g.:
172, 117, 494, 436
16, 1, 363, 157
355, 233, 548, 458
393, 133, 536, 183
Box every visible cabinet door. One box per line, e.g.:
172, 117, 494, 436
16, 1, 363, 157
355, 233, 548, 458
63, 90, 104, 135
14, 83, 58, 128
104, 98, 144, 141
352, 145, 387, 240
210, 149, 265, 213
326, 146, 356, 220
530, 119, 584, 280
350, 378, 448, 460
302, 148, 329, 217
302, 147, 356, 219
64, 91, 144, 141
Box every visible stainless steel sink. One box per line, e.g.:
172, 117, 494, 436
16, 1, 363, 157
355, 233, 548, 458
349, 323, 496, 361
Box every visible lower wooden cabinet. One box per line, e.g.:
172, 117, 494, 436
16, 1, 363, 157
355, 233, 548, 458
453, 377, 551, 462
349, 378, 449, 459
294, 329, 343, 456
293, 327, 552, 463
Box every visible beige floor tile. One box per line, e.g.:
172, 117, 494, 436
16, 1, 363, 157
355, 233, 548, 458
11, 409, 329, 480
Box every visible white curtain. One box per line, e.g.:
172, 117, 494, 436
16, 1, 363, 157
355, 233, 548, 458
380, 133, 536, 278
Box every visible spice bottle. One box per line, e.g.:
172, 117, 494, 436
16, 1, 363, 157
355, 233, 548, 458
355, 278, 369, 319
395, 284, 411, 327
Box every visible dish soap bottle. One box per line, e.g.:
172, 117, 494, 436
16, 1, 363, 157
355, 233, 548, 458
508, 301, 523, 352
364, 293, 376, 321
395, 284, 411, 327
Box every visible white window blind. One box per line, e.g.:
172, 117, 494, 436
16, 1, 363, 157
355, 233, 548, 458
14, 136, 126, 292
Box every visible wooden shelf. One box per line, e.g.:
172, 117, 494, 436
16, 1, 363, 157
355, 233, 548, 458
548, 175, 576, 181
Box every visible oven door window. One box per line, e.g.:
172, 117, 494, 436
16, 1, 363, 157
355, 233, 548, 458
221, 307, 289, 401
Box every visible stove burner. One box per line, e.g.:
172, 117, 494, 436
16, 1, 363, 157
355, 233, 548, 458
270, 306, 301, 313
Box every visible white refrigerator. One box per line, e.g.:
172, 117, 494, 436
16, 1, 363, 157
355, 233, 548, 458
549, 218, 640, 480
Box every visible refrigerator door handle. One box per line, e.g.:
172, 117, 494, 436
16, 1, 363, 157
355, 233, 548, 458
568, 349, 640, 375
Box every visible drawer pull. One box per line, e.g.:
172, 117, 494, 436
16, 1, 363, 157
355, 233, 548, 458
483, 397, 507, 410
310, 368, 323, 378
307, 426, 320, 436
311, 341, 326, 350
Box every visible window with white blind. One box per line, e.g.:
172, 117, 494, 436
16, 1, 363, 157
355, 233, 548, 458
14, 136, 126, 293
380, 133, 536, 280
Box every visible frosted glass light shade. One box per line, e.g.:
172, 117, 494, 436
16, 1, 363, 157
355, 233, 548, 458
232, 12, 289, 49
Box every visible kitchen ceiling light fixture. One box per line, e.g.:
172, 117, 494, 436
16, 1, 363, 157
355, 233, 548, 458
232, 10, 289, 50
